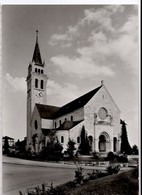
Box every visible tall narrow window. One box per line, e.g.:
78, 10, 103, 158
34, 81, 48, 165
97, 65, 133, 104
35, 79, 38, 88
55, 122, 57, 129
35, 68, 37, 73
59, 120, 62, 126
41, 80, 44, 89
34, 120, 38, 130
38, 69, 40, 74
61, 136, 64, 143
71, 115, 73, 121
41, 70, 43, 74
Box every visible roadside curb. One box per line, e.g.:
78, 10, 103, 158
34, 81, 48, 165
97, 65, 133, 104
3, 158, 132, 171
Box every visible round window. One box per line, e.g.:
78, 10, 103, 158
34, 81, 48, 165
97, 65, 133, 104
98, 107, 107, 120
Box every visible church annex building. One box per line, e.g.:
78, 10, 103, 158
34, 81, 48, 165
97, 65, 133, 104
26, 33, 122, 154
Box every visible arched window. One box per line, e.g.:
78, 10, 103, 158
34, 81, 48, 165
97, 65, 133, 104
59, 120, 62, 126
98, 107, 107, 120
34, 120, 38, 130
35, 79, 38, 88
41, 70, 43, 74
41, 80, 44, 89
38, 69, 40, 74
35, 68, 37, 73
65, 118, 67, 121
71, 115, 73, 121
61, 136, 64, 143
77, 136, 80, 143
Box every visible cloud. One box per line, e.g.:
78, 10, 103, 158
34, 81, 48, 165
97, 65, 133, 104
49, 5, 138, 77
6, 73, 26, 93
51, 54, 114, 78
49, 33, 72, 47
82, 14, 139, 75
49, 5, 126, 47
47, 79, 78, 106
49, 24, 79, 47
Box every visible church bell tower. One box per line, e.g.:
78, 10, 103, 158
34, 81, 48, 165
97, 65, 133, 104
26, 30, 48, 148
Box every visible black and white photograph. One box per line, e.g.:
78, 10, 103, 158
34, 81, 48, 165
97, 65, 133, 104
1, 1, 140, 195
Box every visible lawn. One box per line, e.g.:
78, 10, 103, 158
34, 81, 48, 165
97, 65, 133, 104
67, 168, 139, 195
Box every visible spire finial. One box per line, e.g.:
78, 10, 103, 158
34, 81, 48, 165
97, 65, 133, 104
101, 80, 104, 86
36, 29, 39, 41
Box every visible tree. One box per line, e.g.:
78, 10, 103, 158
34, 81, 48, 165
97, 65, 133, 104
66, 139, 76, 158
120, 120, 132, 155
40, 130, 63, 160
132, 145, 139, 155
79, 126, 90, 155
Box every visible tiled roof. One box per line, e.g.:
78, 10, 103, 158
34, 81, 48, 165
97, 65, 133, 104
55, 85, 102, 118
2, 136, 14, 140
41, 120, 83, 135
36, 85, 102, 119
56, 120, 83, 130
36, 104, 60, 119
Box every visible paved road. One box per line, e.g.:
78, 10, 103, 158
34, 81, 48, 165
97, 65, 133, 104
2, 156, 133, 195
3, 163, 77, 195
2, 156, 95, 195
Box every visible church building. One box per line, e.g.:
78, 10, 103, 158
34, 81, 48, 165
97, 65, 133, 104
26, 32, 122, 154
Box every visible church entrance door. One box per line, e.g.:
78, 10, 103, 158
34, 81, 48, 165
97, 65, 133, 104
99, 135, 106, 152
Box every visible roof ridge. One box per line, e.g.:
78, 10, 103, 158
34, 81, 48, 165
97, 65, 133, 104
55, 85, 102, 117
62, 85, 102, 108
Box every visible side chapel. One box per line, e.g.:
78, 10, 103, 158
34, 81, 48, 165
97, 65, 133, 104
26, 32, 121, 154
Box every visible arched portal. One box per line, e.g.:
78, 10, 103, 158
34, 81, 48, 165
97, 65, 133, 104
113, 137, 117, 152
99, 132, 110, 152
99, 135, 106, 152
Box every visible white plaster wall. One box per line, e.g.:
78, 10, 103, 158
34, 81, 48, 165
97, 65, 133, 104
56, 130, 69, 151
41, 119, 53, 129
53, 107, 84, 128
69, 121, 85, 150
56, 121, 84, 152
30, 106, 45, 152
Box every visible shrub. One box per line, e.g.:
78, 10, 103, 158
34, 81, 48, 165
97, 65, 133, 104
132, 145, 139, 155
92, 151, 99, 159
117, 153, 128, 163
107, 151, 115, 161
106, 164, 121, 175
75, 167, 84, 184
65, 139, 76, 158
88, 170, 98, 180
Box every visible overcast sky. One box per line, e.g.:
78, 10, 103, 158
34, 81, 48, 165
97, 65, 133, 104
2, 5, 139, 146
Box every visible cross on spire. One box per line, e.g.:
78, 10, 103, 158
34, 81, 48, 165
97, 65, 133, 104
101, 80, 104, 86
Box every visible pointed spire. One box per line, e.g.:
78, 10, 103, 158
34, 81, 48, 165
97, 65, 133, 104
32, 30, 43, 66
